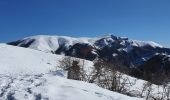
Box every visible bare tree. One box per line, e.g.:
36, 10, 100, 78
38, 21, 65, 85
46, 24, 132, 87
140, 82, 149, 98
162, 82, 170, 100
58, 56, 73, 70
57, 56, 85, 81
92, 58, 136, 96
145, 82, 153, 100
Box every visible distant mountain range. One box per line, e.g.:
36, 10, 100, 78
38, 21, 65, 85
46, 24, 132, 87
8, 35, 170, 64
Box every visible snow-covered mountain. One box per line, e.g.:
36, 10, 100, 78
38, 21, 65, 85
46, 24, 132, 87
0, 44, 144, 100
7, 35, 95, 53
8, 35, 170, 66
8, 35, 164, 53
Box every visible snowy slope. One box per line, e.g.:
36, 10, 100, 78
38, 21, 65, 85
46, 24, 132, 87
0, 43, 94, 75
9, 35, 95, 53
0, 43, 62, 74
117, 73, 169, 99
0, 73, 143, 100
130, 40, 163, 48
0, 44, 142, 100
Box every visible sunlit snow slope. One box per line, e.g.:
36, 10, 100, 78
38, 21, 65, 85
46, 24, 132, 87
0, 44, 143, 100
0, 44, 62, 74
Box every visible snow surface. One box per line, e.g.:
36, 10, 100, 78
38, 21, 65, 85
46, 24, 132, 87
0, 43, 61, 74
0, 44, 143, 100
19, 35, 95, 53
0, 73, 143, 100
131, 40, 163, 48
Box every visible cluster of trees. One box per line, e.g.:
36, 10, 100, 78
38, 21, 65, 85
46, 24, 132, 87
90, 59, 136, 95
139, 81, 170, 100
57, 57, 136, 95
57, 57, 170, 100
58, 56, 86, 81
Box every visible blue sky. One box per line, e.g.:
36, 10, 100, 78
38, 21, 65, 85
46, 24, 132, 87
0, 0, 170, 47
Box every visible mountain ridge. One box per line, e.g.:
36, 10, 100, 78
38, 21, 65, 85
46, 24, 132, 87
7, 34, 170, 65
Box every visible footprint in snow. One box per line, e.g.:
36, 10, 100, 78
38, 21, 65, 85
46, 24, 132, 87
95, 92, 103, 97
82, 89, 88, 92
